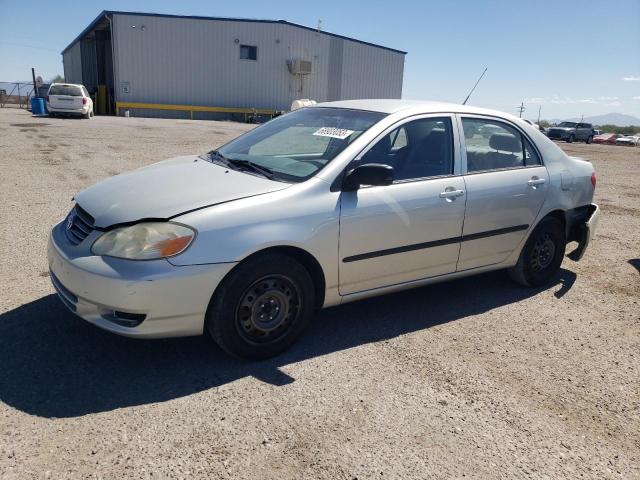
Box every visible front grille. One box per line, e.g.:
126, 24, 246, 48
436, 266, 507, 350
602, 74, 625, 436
547, 130, 562, 139
64, 204, 95, 245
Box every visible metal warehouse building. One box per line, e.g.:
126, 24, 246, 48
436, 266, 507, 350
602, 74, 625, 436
62, 10, 406, 119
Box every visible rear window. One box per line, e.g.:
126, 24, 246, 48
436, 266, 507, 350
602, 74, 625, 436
48, 85, 83, 96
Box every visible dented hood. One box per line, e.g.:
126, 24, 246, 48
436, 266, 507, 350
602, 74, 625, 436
75, 155, 290, 228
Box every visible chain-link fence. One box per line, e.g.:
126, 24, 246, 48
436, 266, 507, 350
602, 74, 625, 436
0, 81, 46, 109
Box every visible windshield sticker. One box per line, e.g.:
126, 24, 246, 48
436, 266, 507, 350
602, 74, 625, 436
313, 127, 354, 140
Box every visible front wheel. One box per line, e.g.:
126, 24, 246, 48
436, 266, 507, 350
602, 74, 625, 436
586, 136, 593, 144
566, 134, 574, 143
206, 253, 315, 359
509, 217, 566, 287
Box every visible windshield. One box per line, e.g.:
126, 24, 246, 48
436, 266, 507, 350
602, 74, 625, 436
557, 122, 577, 127
215, 107, 386, 182
48, 85, 83, 96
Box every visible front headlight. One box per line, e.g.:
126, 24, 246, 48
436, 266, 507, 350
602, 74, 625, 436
91, 222, 195, 260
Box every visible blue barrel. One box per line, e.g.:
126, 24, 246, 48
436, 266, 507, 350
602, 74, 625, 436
31, 97, 45, 115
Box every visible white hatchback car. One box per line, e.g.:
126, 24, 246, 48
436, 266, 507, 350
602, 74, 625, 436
46, 83, 93, 118
48, 100, 599, 358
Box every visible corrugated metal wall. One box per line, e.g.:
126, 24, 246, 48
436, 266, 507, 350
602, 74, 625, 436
339, 41, 404, 100
111, 14, 404, 113
327, 37, 344, 101
62, 42, 83, 84
80, 39, 98, 91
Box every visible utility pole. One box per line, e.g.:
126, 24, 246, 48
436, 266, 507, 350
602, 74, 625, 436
516, 102, 525, 118
537, 105, 541, 125
31, 67, 38, 98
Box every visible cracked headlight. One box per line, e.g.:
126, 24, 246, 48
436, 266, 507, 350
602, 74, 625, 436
92, 222, 195, 260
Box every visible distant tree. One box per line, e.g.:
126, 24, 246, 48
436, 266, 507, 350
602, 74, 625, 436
597, 124, 640, 135
49, 74, 64, 83
539, 120, 551, 128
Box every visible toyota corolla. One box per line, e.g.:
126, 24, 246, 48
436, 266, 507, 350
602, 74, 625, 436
48, 100, 599, 359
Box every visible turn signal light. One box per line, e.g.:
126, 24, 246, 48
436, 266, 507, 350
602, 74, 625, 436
591, 172, 597, 189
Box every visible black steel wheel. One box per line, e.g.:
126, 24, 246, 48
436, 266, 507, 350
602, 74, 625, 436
206, 252, 315, 359
529, 232, 556, 272
509, 217, 566, 287
235, 274, 302, 344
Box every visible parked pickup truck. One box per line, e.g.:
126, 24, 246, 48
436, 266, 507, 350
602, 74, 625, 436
547, 122, 595, 143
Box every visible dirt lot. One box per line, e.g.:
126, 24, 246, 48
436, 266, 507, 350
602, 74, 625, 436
0, 107, 638, 479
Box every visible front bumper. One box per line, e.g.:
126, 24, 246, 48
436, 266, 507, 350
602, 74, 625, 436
568, 203, 600, 261
547, 130, 570, 140
47, 221, 236, 338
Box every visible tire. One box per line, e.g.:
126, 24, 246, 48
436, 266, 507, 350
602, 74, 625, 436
49, 112, 55, 118
508, 217, 566, 287
566, 134, 574, 143
206, 252, 315, 359
83, 111, 90, 119
586, 136, 593, 144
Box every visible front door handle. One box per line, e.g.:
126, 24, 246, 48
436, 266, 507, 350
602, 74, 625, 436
527, 177, 546, 187
439, 188, 465, 200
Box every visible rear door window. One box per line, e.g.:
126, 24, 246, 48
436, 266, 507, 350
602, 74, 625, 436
462, 118, 529, 172
49, 85, 83, 96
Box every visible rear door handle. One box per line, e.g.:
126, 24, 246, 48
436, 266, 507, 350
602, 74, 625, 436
439, 189, 465, 199
527, 177, 546, 187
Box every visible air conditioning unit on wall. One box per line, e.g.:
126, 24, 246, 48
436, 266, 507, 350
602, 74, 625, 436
288, 59, 312, 75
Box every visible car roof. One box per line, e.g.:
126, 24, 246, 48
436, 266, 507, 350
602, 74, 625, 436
312, 99, 525, 122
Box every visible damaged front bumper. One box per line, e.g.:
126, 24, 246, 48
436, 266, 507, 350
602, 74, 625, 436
568, 203, 600, 261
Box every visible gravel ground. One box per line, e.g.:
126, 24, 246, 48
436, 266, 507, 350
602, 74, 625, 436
0, 107, 638, 479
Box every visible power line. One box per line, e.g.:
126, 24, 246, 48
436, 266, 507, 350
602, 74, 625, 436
0, 41, 58, 52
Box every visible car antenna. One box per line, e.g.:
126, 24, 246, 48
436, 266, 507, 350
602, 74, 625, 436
462, 67, 488, 105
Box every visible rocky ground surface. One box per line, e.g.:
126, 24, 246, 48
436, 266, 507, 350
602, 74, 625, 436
0, 108, 638, 479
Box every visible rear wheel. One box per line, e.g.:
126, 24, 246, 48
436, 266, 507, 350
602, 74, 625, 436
509, 217, 566, 287
206, 253, 315, 359
586, 136, 593, 144
566, 134, 575, 143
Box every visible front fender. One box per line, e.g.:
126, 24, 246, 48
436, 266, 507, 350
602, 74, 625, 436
167, 178, 341, 297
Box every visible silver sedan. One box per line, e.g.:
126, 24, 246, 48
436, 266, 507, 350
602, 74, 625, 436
48, 100, 600, 358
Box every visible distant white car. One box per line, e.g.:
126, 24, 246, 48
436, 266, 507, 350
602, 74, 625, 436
616, 135, 640, 146
46, 83, 93, 119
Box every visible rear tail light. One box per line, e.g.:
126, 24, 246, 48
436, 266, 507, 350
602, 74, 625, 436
82, 97, 87, 105
591, 172, 597, 189
45, 95, 49, 102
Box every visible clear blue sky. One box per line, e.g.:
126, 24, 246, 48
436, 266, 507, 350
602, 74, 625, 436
1, 0, 639, 119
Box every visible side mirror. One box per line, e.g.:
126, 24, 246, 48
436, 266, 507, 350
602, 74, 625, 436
343, 163, 394, 191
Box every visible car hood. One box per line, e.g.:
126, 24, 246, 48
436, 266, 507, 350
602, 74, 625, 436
549, 127, 572, 131
75, 155, 290, 228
